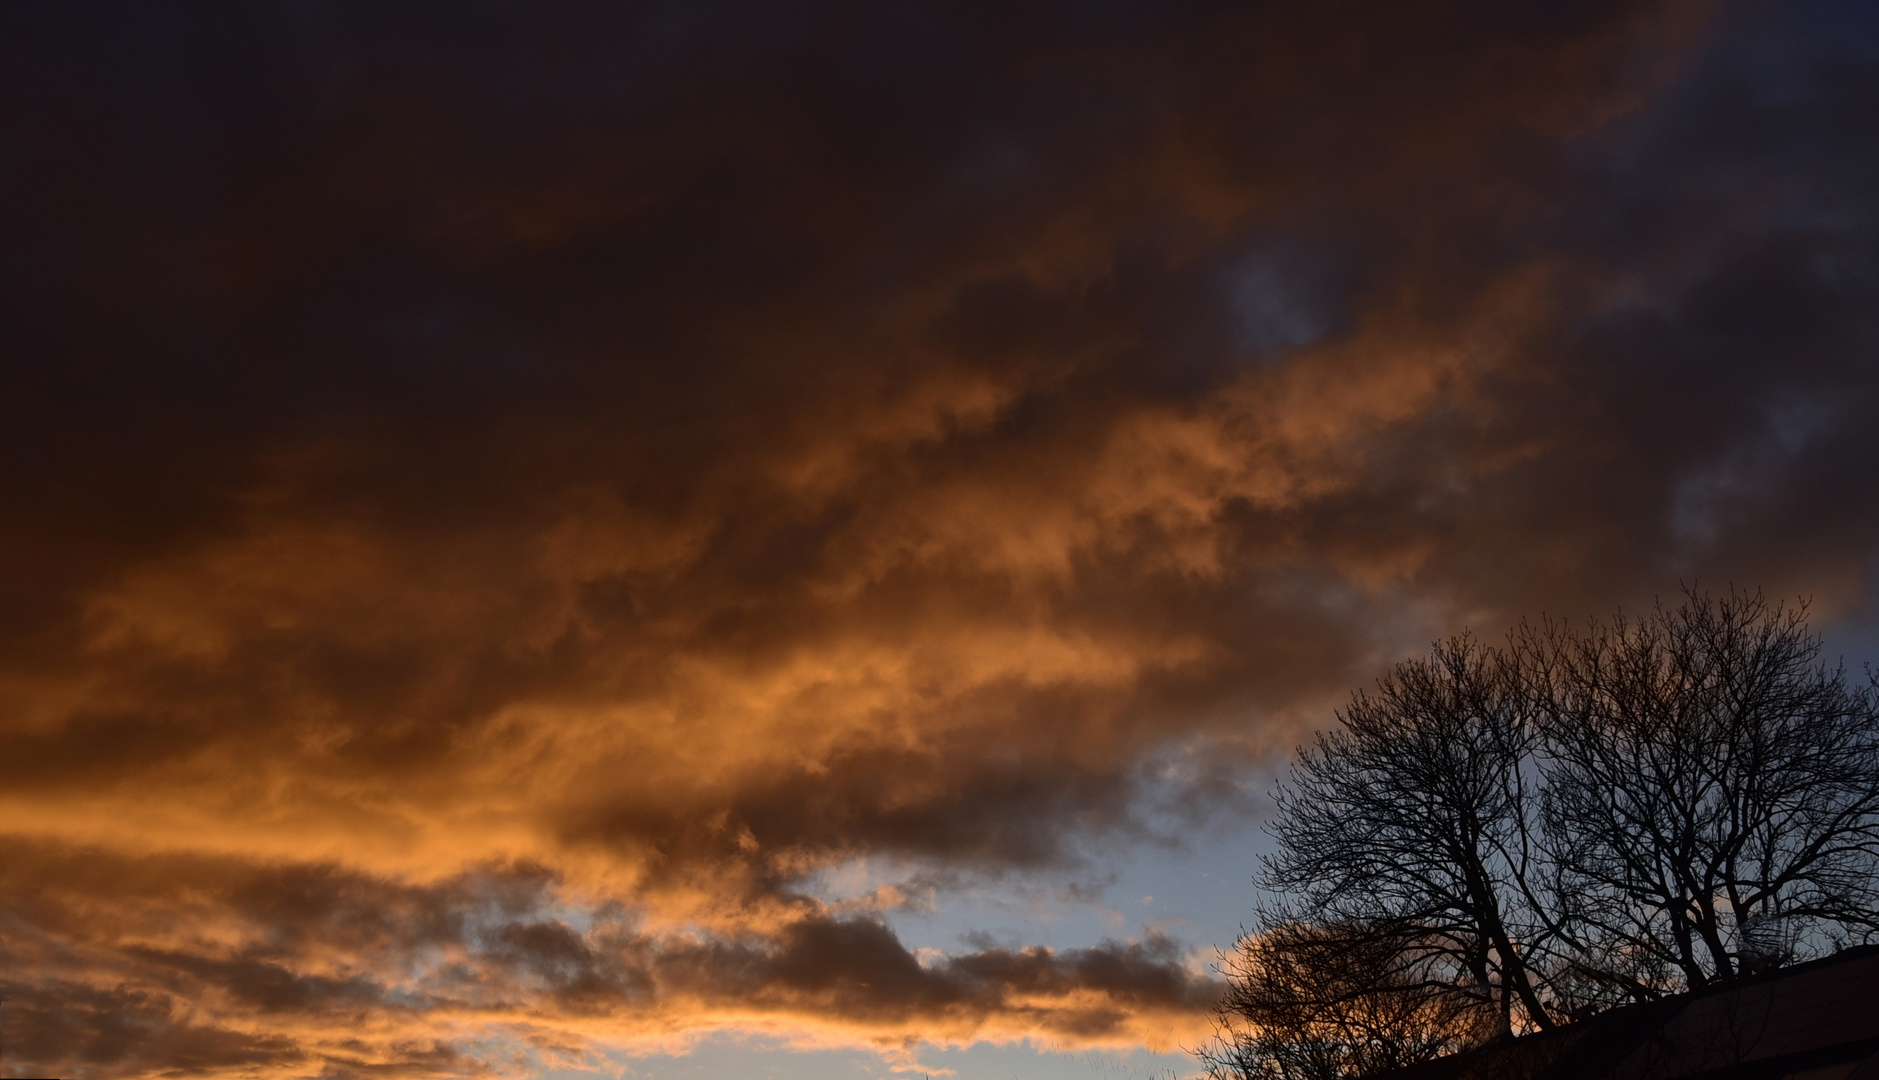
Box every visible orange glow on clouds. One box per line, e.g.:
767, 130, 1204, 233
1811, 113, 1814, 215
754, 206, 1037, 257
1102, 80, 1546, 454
7, 0, 1878, 1075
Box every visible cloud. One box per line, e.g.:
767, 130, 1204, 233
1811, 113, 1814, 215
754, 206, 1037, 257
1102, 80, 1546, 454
0, 839, 1215, 1076
3, 0, 1877, 1074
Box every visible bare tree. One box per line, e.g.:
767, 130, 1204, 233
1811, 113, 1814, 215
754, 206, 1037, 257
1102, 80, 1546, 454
1258, 635, 1562, 1039
1518, 588, 1879, 991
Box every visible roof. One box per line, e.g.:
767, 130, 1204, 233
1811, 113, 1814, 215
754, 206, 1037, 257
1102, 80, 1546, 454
1376, 945, 1879, 1080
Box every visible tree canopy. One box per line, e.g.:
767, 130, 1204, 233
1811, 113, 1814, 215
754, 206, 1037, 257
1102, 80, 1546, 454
1203, 588, 1879, 1080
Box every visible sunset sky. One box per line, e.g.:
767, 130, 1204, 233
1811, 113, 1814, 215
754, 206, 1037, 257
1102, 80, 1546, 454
4, 2, 1879, 1078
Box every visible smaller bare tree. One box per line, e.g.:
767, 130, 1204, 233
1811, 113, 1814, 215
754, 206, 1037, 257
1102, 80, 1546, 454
1200, 920, 1497, 1080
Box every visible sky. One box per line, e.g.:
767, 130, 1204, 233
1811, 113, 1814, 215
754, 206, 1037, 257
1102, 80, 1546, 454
2, 1, 1878, 1078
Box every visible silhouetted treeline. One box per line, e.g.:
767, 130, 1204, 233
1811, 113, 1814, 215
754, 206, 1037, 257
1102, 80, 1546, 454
1200, 589, 1879, 1080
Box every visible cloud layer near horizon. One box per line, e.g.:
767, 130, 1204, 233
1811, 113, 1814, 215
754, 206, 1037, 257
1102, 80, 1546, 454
4, 1, 1878, 1075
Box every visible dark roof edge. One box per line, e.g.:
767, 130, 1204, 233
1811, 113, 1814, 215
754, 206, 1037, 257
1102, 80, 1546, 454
1372, 943, 1879, 1080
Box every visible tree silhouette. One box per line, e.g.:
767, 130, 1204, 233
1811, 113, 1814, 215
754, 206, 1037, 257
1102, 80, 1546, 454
1256, 635, 1558, 1038
1204, 588, 1879, 1080
1518, 590, 1879, 991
